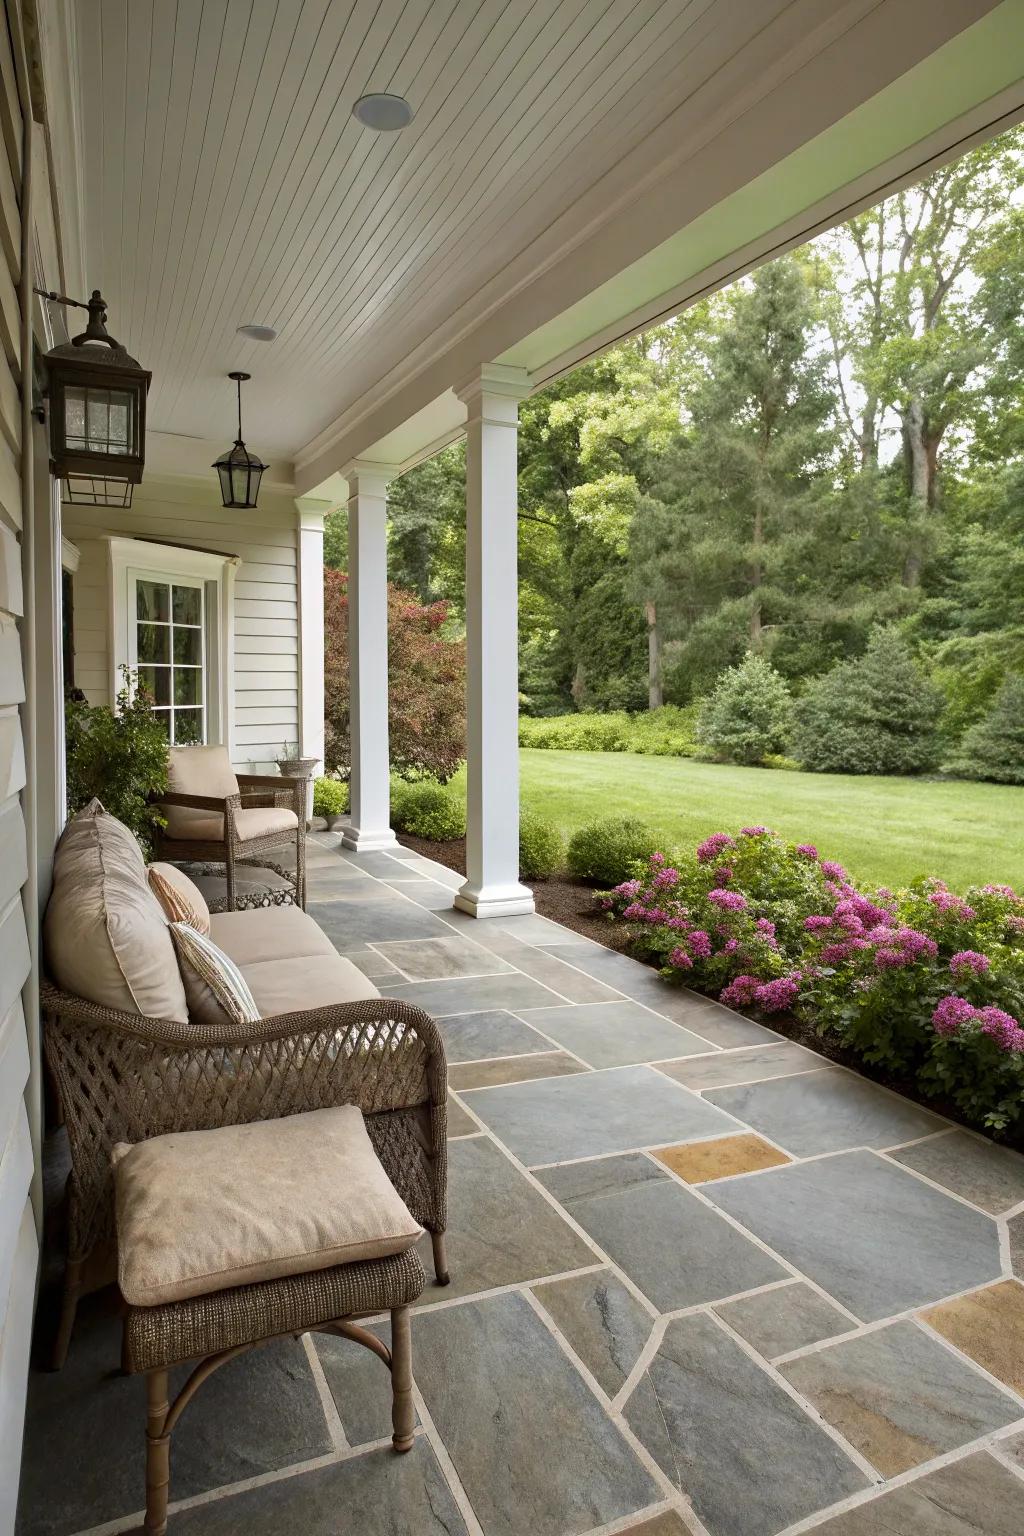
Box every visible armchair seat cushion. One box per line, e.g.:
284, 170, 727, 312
170, 806, 299, 845
113, 1105, 424, 1306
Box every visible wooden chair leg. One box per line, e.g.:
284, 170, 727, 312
390, 1307, 415, 1453
431, 1230, 450, 1286
144, 1368, 171, 1536
50, 1258, 83, 1370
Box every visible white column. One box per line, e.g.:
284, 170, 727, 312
342, 462, 398, 851
294, 497, 328, 774
455, 365, 534, 918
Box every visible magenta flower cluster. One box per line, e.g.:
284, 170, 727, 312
949, 950, 990, 978
932, 995, 1024, 1053
696, 832, 735, 865
720, 972, 800, 1013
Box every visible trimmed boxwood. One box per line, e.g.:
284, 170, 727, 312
391, 780, 466, 841
566, 816, 659, 886
519, 812, 565, 880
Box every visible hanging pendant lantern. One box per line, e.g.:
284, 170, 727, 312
212, 371, 268, 508
40, 289, 151, 505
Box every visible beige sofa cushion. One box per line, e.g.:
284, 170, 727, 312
176, 806, 298, 843
113, 1105, 423, 1305
163, 745, 239, 839
209, 907, 338, 966
241, 953, 379, 1016
147, 863, 211, 935
44, 800, 188, 1022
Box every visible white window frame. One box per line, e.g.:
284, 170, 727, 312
105, 537, 238, 754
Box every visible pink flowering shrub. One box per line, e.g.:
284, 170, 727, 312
600, 830, 1024, 1135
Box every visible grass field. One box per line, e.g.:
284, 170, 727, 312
511, 749, 1024, 891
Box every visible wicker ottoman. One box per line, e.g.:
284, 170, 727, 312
113, 1109, 427, 1536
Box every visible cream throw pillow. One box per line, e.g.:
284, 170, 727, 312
113, 1106, 424, 1305
147, 863, 211, 935
170, 922, 260, 1026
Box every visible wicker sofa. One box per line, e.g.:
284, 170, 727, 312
41, 800, 448, 1368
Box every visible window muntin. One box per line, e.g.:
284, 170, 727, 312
132, 575, 206, 744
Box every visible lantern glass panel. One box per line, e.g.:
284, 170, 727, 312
64, 384, 135, 455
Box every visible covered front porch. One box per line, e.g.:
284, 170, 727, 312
16, 833, 1024, 1536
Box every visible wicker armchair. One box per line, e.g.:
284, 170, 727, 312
41, 987, 449, 1368
154, 745, 307, 910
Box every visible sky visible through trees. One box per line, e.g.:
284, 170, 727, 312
324, 123, 1024, 768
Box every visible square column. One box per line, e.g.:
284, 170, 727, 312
455, 366, 534, 918
294, 497, 328, 775
341, 462, 399, 851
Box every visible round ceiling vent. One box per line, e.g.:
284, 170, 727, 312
352, 93, 414, 131
236, 323, 277, 342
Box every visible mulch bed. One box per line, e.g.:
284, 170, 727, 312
402, 832, 1021, 1151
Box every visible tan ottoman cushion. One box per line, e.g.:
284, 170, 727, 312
113, 1106, 423, 1306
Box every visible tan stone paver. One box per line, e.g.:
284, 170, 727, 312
921, 1279, 1024, 1393
654, 1132, 790, 1182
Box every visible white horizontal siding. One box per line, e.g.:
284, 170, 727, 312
63, 479, 301, 771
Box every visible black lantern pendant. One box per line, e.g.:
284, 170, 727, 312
41, 289, 151, 506
213, 371, 268, 508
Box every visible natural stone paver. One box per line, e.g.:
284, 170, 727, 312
380, 972, 564, 1015
416, 1135, 595, 1302
516, 1000, 714, 1067
921, 1280, 1024, 1393
539, 1154, 786, 1311
715, 1282, 852, 1360
655, 1040, 825, 1091
654, 1132, 790, 1182
168, 1439, 468, 1535
624, 1314, 867, 1536
414, 1293, 660, 1536
371, 934, 514, 980
705, 1068, 946, 1157
804, 1451, 1024, 1534
889, 1130, 1024, 1214
780, 1320, 1022, 1475
449, 1051, 586, 1089
533, 1269, 653, 1396
465, 1063, 740, 1166
22, 835, 1024, 1536
708, 1151, 1004, 1321
436, 1009, 552, 1063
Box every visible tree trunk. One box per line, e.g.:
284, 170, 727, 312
749, 504, 764, 650
902, 397, 937, 587
645, 601, 663, 709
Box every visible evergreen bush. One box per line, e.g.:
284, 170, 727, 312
312, 777, 348, 819
390, 780, 466, 841
945, 673, 1024, 784
64, 669, 169, 856
792, 629, 943, 775
519, 812, 565, 880
695, 655, 794, 765
566, 816, 659, 885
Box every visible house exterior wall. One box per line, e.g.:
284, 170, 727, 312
63, 477, 303, 772
0, 2, 38, 1528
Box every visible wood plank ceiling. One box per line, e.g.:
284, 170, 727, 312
76, 0, 800, 459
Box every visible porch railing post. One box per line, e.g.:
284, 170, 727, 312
342, 462, 399, 852
455, 365, 534, 918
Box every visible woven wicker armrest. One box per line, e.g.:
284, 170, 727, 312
236, 774, 304, 817
41, 984, 448, 1266
236, 773, 304, 790
153, 790, 242, 812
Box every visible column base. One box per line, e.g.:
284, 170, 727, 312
454, 880, 536, 918
341, 825, 399, 852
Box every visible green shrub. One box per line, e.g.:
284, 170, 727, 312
518, 705, 698, 757
390, 780, 466, 841
313, 776, 348, 818
519, 813, 565, 880
944, 673, 1024, 784
566, 816, 659, 885
792, 628, 943, 775
65, 669, 169, 856
696, 654, 794, 766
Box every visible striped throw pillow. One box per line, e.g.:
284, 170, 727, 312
148, 863, 211, 935
170, 923, 260, 1027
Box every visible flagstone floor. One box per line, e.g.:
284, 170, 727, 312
17, 833, 1024, 1536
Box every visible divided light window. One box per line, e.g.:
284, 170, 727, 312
133, 576, 206, 744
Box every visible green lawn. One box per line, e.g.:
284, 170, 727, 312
513, 749, 1024, 891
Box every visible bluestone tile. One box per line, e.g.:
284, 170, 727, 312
308, 897, 453, 951
516, 1001, 713, 1067
890, 1129, 1024, 1214
533, 1269, 653, 1396
379, 972, 563, 1015
706, 1068, 945, 1157
655, 1040, 824, 1092
437, 1009, 552, 1063
448, 1052, 587, 1089
806, 1452, 1024, 1535
714, 1282, 851, 1360
371, 934, 514, 981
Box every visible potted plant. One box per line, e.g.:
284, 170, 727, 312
275, 743, 320, 827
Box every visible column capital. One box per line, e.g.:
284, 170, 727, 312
341, 458, 401, 490
294, 496, 332, 532
455, 363, 531, 419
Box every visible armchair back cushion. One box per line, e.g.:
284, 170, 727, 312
44, 800, 189, 1022
163, 745, 239, 839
